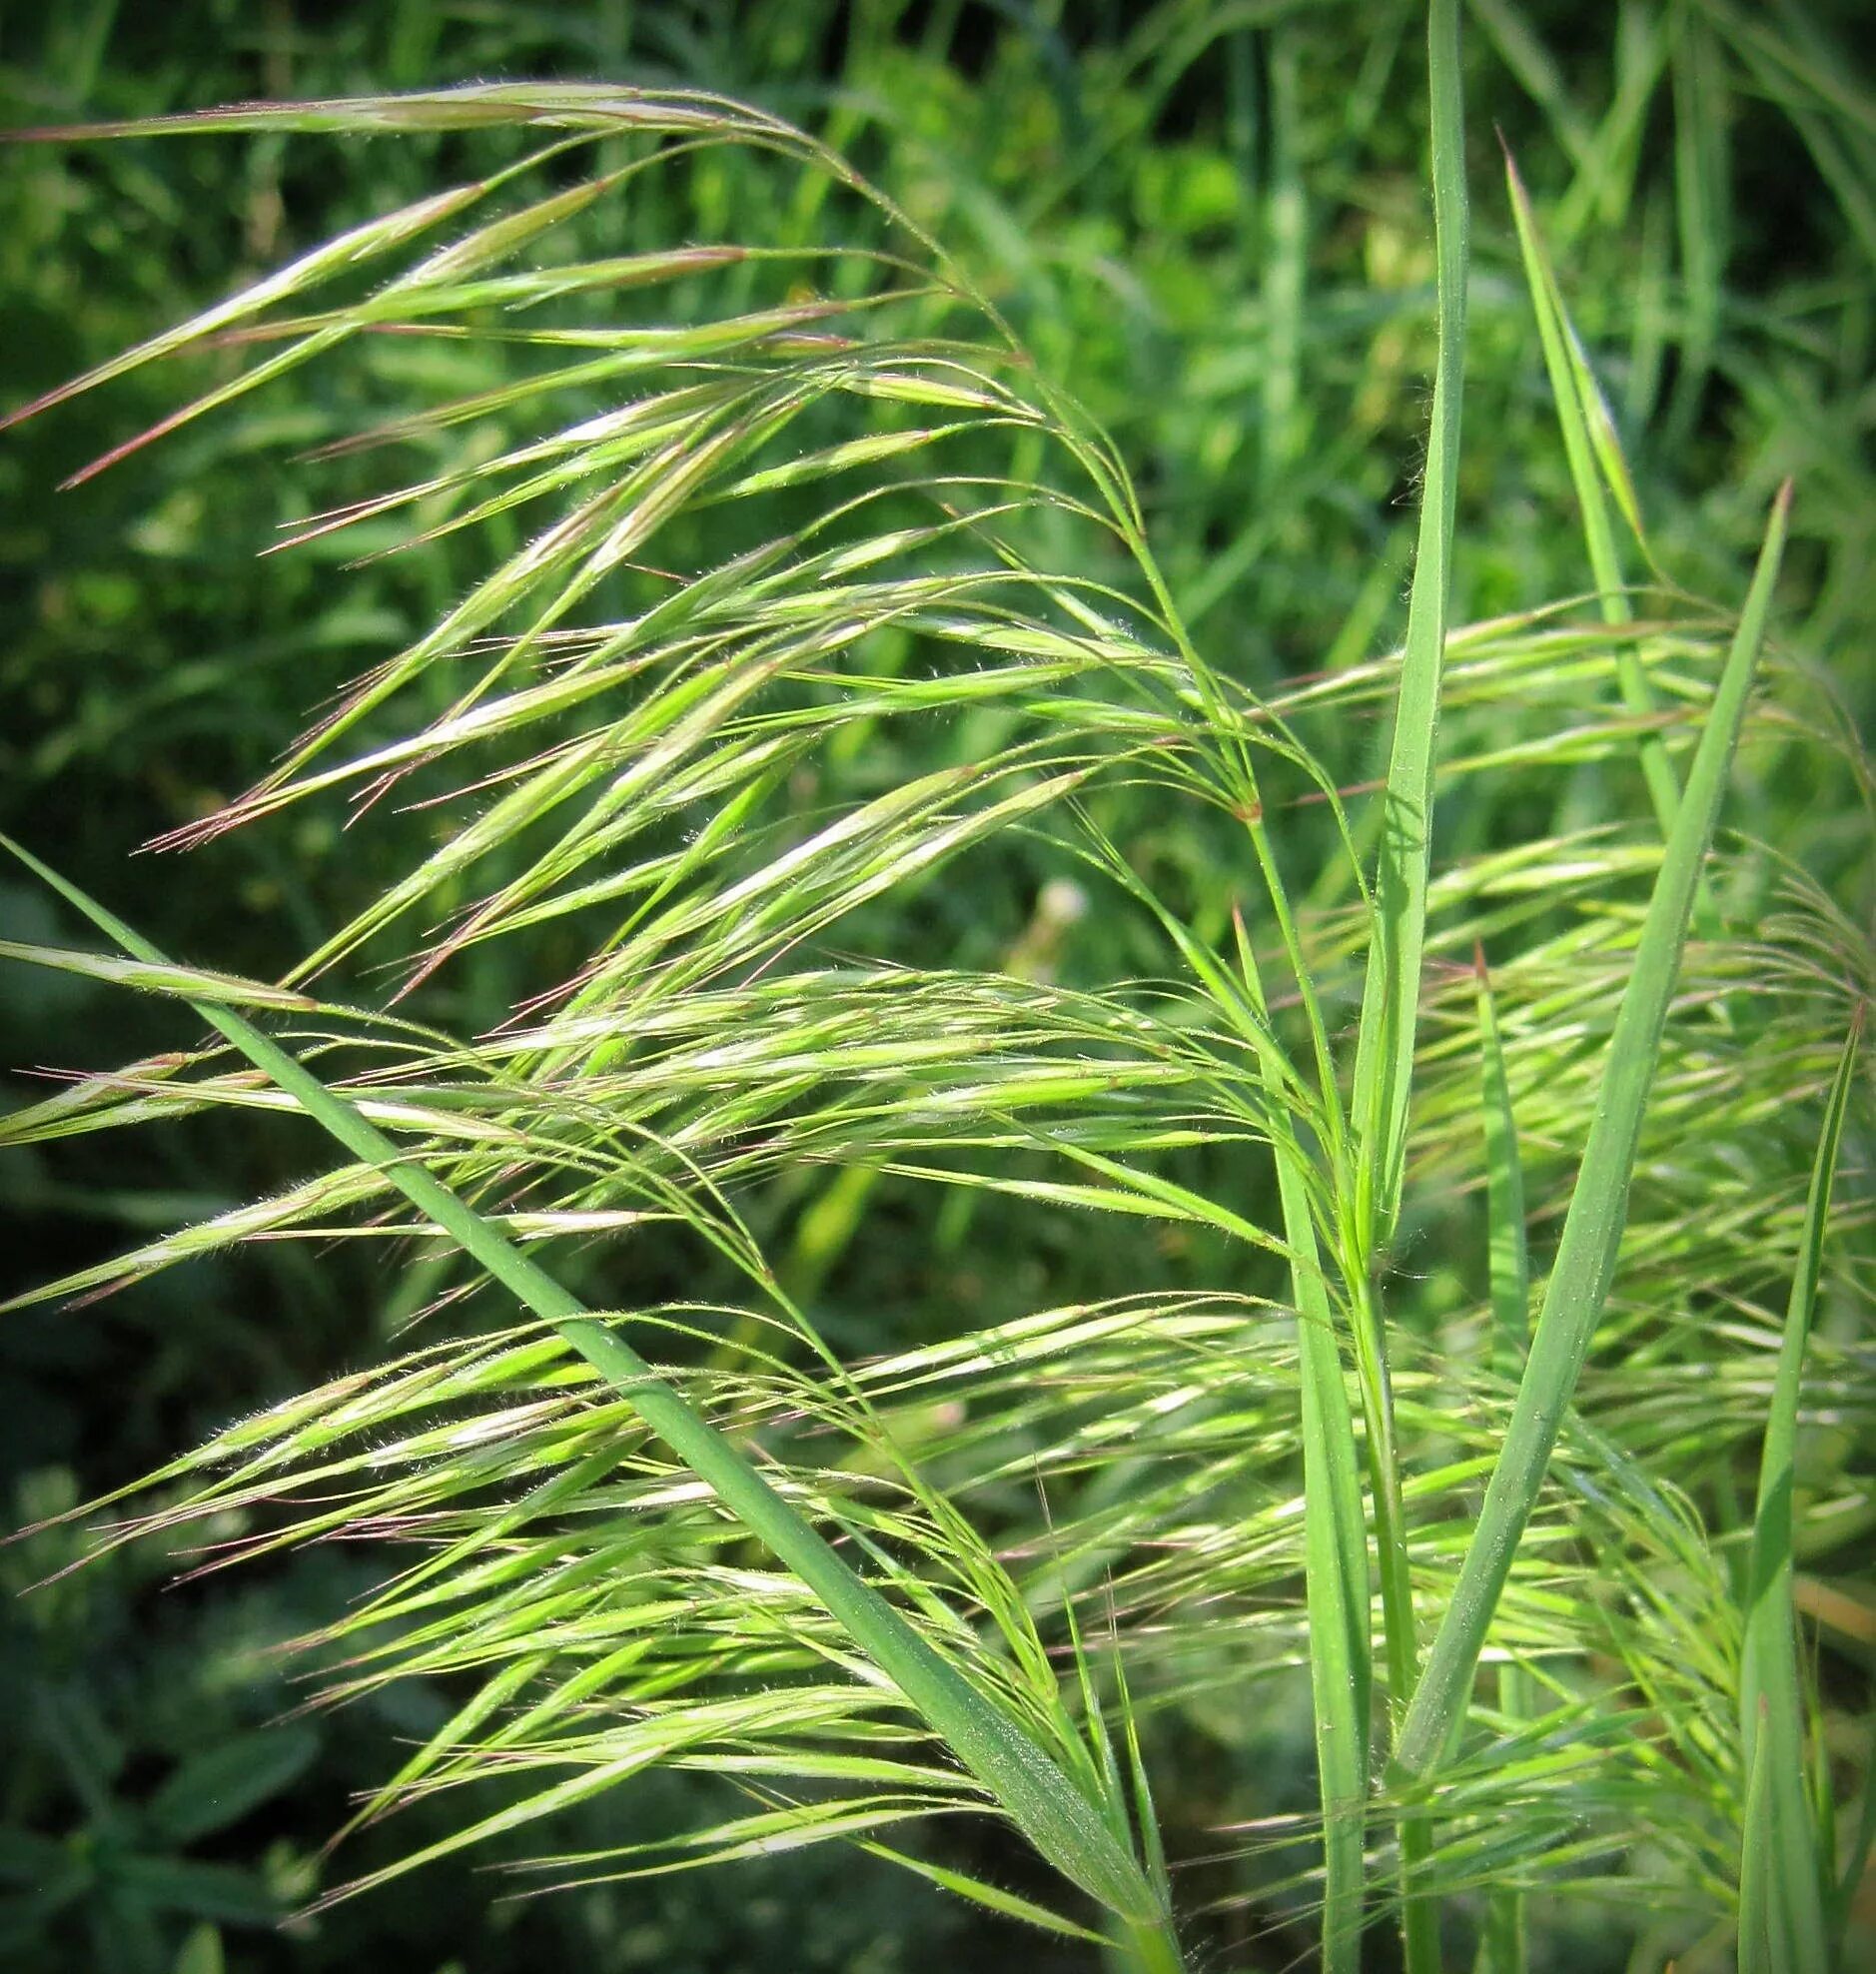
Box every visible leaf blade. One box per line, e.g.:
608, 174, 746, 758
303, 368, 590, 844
1737, 1010, 1860, 1972
1396, 480, 1792, 1781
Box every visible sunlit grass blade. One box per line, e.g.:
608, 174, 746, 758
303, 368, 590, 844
1475, 950, 1530, 1384
850, 1845, 1108, 1945
1474, 950, 1529, 1974
0, 180, 488, 455
8, 27, 1873, 1970
1281, 1162, 1373, 1974
0, 943, 317, 1013
1236, 908, 1371, 1974
1737, 1008, 1860, 1973
1502, 148, 1678, 838
1349, 0, 1469, 1259
1395, 479, 1793, 1784
0, 833, 1173, 1948
1739, 1703, 1780, 1974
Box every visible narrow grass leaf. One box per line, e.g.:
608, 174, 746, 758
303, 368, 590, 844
1502, 149, 1679, 837
1237, 910, 1370, 1974
1344, 6, 1467, 1964
1349, 0, 1469, 1257
1737, 1009, 1860, 1973
1395, 481, 1792, 1782
1474, 950, 1530, 1974
1476, 950, 1531, 1382
0, 943, 317, 1012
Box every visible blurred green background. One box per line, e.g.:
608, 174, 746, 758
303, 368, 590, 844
2, 3, 1871, 1969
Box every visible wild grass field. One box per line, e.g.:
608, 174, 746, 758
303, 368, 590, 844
2, 4, 1872, 1971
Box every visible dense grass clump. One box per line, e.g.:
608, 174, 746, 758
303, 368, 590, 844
2, 6, 1871, 1971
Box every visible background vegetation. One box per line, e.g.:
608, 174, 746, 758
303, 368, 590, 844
2, 3, 1871, 1970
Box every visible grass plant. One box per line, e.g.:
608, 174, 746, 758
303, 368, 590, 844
3, 5, 1871, 1970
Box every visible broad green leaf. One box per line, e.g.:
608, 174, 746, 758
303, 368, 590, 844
145, 1727, 322, 1846
1346, 5, 1468, 1965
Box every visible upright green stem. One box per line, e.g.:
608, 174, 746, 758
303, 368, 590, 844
1342, 3, 1467, 1966
1349, 1270, 1436, 1974
1112, 1914, 1191, 1974
1126, 519, 1355, 1184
